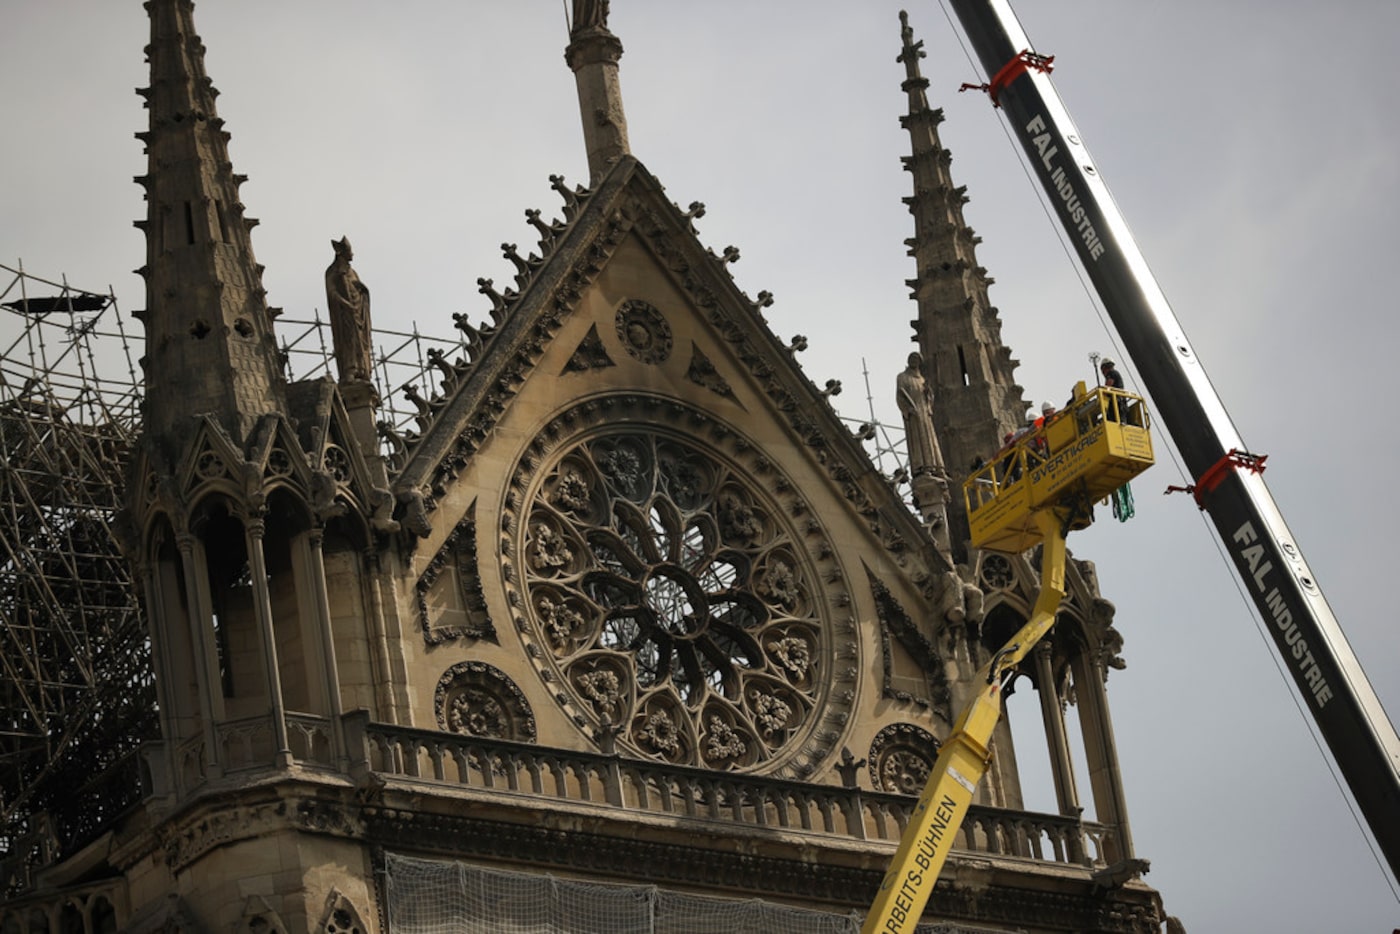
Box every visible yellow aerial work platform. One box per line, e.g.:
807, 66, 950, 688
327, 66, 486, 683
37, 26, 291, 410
863, 387, 1155, 934
964, 384, 1154, 552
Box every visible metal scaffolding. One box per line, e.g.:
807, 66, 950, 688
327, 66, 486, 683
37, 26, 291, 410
0, 262, 470, 870
0, 263, 151, 871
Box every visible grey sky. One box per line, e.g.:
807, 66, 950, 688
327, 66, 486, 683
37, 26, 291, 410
2, 2, 1397, 929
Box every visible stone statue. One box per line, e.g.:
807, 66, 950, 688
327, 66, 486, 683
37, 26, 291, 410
572, 0, 610, 31
325, 237, 373, 382
896, 351, 944, 478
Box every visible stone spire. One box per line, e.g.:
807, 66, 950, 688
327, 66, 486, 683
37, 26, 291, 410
565, 0, 631, 185
897, 10, 1025, 557
134, 0, 286, 456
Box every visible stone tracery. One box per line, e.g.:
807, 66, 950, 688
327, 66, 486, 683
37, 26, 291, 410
508, 409, 853, 774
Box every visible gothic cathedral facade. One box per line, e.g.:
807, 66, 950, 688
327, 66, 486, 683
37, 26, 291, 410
2, 3, 1166, 932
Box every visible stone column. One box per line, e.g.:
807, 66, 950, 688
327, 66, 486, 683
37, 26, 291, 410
1072, 651, 1135, 863
306, 527, 347, 768
244, 518, 292, 767
565, 9, 631, 185
136, 561, 177, 800
175, 533, 224, 781
138, 561, 177, 748
1034, 641, 1080, 817
363, 549, 399, 723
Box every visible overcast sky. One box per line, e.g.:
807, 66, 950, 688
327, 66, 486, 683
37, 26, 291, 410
3, 2, 1398, 930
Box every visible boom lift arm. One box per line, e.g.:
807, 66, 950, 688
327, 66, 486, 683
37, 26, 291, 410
864, 388, 1155, 933
947, 0, 1400, 881
862, 510, 1068, 934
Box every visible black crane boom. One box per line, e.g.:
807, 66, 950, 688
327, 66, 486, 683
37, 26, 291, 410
946, 0, 1400, 883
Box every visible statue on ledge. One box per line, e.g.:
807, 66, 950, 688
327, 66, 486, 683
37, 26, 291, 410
325, 236, 373, 383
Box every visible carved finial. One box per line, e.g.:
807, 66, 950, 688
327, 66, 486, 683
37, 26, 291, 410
592, 712, 624, 755
376, 420, 408, 471
425, 347, 459, 395
854, 423, 877, 442
710, 245, 740, 266
835, 747, 867, 789
452, 312, 485, 360
549, 174, 581, 219
897, 10, 926, 68
821, 379, 843, 399
400, 383, 434, 430
501, 242, 534, 288
525, 208, 559, 250
679, 200, 706, 234
477, 277, 507, 325
786, 335, 808, 354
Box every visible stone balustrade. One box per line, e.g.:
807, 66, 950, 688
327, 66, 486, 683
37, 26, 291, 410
344, 712, 1109, 868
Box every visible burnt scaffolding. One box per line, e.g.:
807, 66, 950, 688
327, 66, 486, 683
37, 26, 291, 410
0, 264, 150, 886
0, 262, 469, 880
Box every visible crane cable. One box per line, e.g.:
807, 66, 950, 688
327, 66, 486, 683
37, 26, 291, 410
935, 0, 1400, 905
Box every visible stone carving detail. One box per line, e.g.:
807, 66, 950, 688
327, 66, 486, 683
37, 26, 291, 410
895, 351, 945, 479
266, 447, 294, 478
319, 889, 368, 934
194, 448, 227, 481
563, 323, 616, 373
325, 236, 373, 382
704, 715, 748, 764
614, 299, 672, 365
416, 505, 497, 645
575, 666, 623, 720
685, 343, 735, 401
434, 660, 537, 742
240, 895, 289, 934
868, 569, 952, 722
868, 722, 941, 795
572, 0, 610, 31
421, 185, 625, 504
322, 444, 351, 484
932, 565, 985, 626
638, 707, 681, 756
503, 397, 857, 777
158, 800, 297, 871
980, 553, 1015, 590
632, 204, 933, 574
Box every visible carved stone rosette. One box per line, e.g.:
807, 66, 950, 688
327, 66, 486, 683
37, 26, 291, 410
868, 722, 941, 795
501, 396, 857, 778
614, 299, 672, 364
434, 661, 537, 742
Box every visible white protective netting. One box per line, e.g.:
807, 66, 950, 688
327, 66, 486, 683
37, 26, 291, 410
382, 854, 980, 934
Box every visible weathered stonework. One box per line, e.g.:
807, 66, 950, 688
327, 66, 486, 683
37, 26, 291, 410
0, 6, 1164, 934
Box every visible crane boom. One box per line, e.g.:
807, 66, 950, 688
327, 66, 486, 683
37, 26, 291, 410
947, 0, 1400, 881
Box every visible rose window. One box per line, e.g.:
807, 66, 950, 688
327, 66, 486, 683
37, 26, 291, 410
517, 430, 829, 771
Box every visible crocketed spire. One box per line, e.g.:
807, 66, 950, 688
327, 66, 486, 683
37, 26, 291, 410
134, 0, 286, 454
897, 10, 1025, 557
